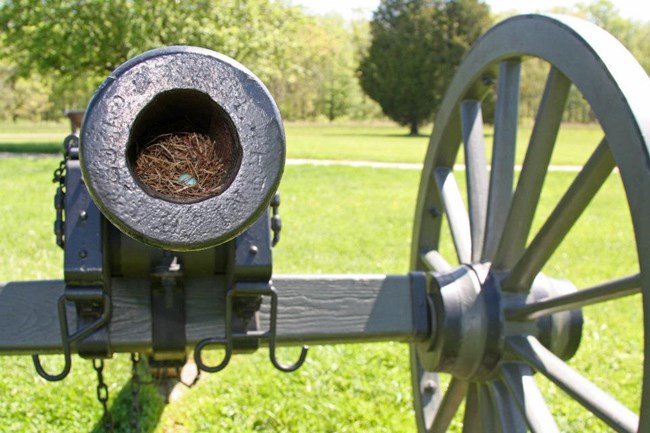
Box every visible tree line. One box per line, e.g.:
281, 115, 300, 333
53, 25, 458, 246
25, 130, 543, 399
0, 0, 647, 128
0, 0, 381, 122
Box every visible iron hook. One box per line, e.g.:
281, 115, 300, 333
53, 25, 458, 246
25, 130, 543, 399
269, 344, 309, 373
32, 292, 112, 382
268, 286, 309, 372
194, 337, 232, 373
32, 295, 72, 381
32, 352, 72, 382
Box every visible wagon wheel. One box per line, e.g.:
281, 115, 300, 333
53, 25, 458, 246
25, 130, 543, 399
410, 14, 649, 432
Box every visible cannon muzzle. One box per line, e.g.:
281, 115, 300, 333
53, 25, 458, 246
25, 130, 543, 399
80, 46, 285, 251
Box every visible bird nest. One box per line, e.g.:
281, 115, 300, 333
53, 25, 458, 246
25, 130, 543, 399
133, 130, 236, 203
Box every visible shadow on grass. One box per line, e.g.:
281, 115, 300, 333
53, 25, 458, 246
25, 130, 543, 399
0, 142, 62, 154
90, 380, 166, 433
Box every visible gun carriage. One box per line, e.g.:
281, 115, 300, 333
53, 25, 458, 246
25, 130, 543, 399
0, 14, 649, 432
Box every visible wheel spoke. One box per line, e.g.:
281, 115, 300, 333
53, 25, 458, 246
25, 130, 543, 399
493, 67, 571, 272
503, 138, 614, 292
421, 250, 454, 273
489, 376, 527, 432
464, 383, 500, 433
435, 167, 472, 264
463, 383, 481, 433
501, 363, 560, 433
461, 101, 489, 263
430, 378, 469, 433
506, 273, 641, 321
410, 347, 442, 432
482, 60, 521, 262
506, 335, 639, 433
477, 383, 500, 432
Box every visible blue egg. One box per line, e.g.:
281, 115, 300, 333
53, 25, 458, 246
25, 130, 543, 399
178, 173, 197, 186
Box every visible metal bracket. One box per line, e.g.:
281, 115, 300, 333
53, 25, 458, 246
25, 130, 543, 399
150, 254, 186, 361
194, 283, 308, 373
62, 155, 112, 359
32, 288, 112, 381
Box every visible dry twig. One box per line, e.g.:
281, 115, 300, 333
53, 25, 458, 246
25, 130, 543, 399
134, 131, 235, 202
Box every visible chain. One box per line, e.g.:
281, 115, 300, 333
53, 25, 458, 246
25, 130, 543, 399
270, 193, 282, 247
93, 359, 114, 433
130, 353, 142, 433
53, 134, 77, 249
53, 157, 67, 249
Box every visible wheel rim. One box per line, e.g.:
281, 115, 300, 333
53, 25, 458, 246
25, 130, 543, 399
410, 14, 650, 433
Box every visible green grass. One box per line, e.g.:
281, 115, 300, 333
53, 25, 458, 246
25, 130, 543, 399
0, 120, 605, 166
0, 152, 643, 432
0, 157, 62, 280
0, 139, 64, 154
284, 122, 430, 163
284, 122, 603, 166
0, 121, 69, 154
0, 120, 69, 134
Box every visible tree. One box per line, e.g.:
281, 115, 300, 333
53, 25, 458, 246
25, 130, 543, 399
358, 0, 490, 135
0, 0, 318, 118
0, 62, 52, 121
529, 0, 650, 124
576, 0, 650, 74
0, 0, 382, 122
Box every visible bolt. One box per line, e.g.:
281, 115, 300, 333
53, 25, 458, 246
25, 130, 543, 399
80, 210, 87, 220
481, 74, 495, 86
79, 249, 87, 259
429, 206, 441, 218
423, 380, 437, 393
249, 245, 258, 255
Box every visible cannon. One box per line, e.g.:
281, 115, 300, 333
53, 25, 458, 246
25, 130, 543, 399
30, 45, 302, 381
0, 13, 649, 433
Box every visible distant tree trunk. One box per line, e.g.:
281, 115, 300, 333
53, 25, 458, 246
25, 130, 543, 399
409, 121, 419, 136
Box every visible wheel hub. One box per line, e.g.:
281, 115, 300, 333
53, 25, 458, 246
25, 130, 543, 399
416, 265, 583, 381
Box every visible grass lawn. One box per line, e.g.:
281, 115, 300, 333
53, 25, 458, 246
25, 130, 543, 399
0, 145, 643, 432
284, 122, 604, 166
0, 120, 70, 153
0, 120, 605, 167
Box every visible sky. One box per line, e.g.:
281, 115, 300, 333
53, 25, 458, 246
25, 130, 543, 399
290, 0, 650, 22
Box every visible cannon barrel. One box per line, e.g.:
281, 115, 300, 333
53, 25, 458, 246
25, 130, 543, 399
80, 46, 285, 251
